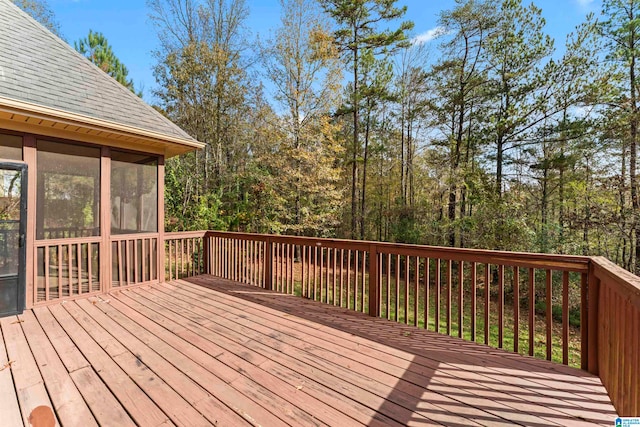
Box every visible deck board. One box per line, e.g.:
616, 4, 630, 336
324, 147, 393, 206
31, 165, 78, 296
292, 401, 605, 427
0, 275, 618, 426
0, 317, 23, 427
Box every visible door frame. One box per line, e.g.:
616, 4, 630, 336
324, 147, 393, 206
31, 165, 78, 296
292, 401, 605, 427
0, 161, 28, 315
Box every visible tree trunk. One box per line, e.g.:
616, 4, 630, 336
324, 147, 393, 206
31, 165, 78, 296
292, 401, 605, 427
630, 46, 640, 273
351, 38, 359, 239
360, 101, 371, 240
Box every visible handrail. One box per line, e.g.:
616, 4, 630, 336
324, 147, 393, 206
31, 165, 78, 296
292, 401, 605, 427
162, 230, 639, 416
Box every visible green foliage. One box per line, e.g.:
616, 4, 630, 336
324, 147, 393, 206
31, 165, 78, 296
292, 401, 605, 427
154, 0, 640, 276
75, 30, 138, 94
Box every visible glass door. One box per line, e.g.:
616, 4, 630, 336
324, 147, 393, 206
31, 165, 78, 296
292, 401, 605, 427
0, 163, 26, 316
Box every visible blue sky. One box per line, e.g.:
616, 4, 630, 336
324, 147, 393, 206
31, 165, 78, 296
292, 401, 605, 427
49, 0, 601, 103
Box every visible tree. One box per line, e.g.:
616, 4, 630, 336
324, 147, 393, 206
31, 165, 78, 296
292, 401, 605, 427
319, 0, 413, 238
150, 0, 256, 231
483, 0, 554, 196
12, 0, 62, 38
75, 30, 137, 93
600, 0, 640, 273
429, 0, 497, 246
260, 0, 344, 236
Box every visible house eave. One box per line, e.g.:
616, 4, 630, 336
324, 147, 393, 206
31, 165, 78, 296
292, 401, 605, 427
0, 96, 204, 157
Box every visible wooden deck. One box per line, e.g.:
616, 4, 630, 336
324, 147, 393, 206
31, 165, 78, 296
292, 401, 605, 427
0, 275, 617, 426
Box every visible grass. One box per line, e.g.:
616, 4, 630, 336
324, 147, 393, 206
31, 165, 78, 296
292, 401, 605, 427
277, 261, 582, 368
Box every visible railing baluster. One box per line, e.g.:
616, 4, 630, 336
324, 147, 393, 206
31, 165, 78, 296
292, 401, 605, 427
580, 272, 588, 370
320, 246, 325, 302
67, 243, 73, 296
484, 263, 490, 345
351, 250, 356, 310
57, 244, 62, 299
340, 248, 345, 307
562, 271, 569, 365
386, 253, 391, 320
529, 268, 536, 357
404, 255, 409, 323
546, 269, 553, 361
459, 261, 464, 339
424, 257, 430, 330
471, 262, 477, 341
325, 248, 331, 304
498, 264, 504, 348
513, 267, 520, 353
414, 256, 419, 327
436, 259, 441, 333
395, 254, 400, 323
360, 251, 367, 313
87, 243, 92, 293
333, 248, 337, 305
44, 246, 50, 302
447, 259, 452, 335
313, 246, 318, 301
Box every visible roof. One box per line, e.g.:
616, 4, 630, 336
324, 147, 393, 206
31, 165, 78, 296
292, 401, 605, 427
0, 0, 203, 157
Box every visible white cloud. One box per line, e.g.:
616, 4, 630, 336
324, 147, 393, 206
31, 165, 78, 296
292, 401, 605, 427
412, 27, 446, 45
576, 0, 595, 9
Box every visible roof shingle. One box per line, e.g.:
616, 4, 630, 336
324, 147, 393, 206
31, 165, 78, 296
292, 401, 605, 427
0, 0, 196, 143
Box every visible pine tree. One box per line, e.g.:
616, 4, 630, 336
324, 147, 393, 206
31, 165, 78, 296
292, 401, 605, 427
318, 0, 413, 238
75, 30, 137, 93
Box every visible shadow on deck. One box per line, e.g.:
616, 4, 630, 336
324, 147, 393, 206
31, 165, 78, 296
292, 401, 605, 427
0, 275, 617, 426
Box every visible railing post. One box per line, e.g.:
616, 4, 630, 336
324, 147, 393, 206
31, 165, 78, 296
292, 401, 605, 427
587, 260, 600, 375
203, 232, 210, 275
368, 244, 380, 317
265, 237, 273, 290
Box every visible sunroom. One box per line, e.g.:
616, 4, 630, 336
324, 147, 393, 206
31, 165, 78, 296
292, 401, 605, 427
0, 0, 203, 316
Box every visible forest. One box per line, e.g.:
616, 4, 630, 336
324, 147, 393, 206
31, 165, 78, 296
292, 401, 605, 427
152, 0, 640, 275
16, 0, 640, 274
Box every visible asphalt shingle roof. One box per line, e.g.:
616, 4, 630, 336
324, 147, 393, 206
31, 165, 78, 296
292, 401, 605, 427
0, 0, 196, 143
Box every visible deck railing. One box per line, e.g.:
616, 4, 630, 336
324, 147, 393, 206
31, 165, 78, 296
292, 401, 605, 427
164, 231, 206, 281
173, 230, 639, 417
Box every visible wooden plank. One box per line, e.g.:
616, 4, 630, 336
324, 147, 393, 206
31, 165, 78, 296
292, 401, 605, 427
414, 257, 419, 327
167, 280, 593, 426
458, 260, 464, 338
156, 293, 436, 426
63, 300, 211, 427
137, 284, 466, 426
404, 256, 409, 323
513, 267, 520, 353
32, 308, 142, 427
546, 269, 553, 361
580, 272, 588, 371
498, 264, 504, 348
47, 304, 172, 426
446, 259, 452, 335
0, 315, 60, 427
92, 295, 283, 427
471, 262, 476, 341
423, 258, 430, 330
107, 290, 358, 427
19, 310, 98, 426
32, 307, 89, 375
45, 246, 50, 302
70, 366, 136, 427
386, 253, 391, 320
484, 263, 490, 344
187, 284, 601, 400
361, 250, 366, 313
0, 319, 23, 427
562, 271, 569, 365
529, 268, 535, 357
